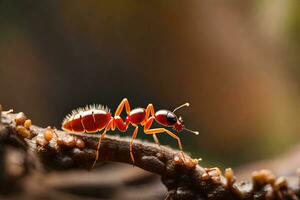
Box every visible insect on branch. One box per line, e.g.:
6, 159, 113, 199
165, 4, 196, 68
0, 110, 300, 200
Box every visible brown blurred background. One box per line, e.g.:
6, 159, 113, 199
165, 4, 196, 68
1, 1, 300, 169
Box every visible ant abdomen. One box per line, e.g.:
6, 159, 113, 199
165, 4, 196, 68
62, 105, 111, 133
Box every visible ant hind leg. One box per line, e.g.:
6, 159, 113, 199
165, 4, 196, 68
91, 119, 114, 169
130, 125, 139, 164
92, 131, 107, 168
152, 134, 160, 146
115, 98, 131, 116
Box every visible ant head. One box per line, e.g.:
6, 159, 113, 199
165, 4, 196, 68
173, 116, 184, 132
172, 103, 199, 135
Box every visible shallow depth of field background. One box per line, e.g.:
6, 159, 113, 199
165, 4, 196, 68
1, 1, 300, 169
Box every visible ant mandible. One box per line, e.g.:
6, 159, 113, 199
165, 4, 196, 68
62, 98, 199, 168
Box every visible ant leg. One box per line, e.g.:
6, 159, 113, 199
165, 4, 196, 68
145, 103, 155, 119
152, 134, 160, 146
143, 117, 160, 146
130, 125, 139, 164
145, 128, 183, 151
144, 117, 184, 159
92, 131, 107, 168
2, 109, 13, 114
115, 98, 131, 116
143, 117, 161, 156
142, 103, 155, 125
144, 116, 157, 144
91, 118, 114, 168
145, 127, 185, 161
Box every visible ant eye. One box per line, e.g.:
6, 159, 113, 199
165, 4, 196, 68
166, 112, 177, 125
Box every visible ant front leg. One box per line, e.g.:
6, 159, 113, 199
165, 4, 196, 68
143, 103, 155, 122
144, 117, 184, 158
142, 104, 160, 146
92, 118, 114, 168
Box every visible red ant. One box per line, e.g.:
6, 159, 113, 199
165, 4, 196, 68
62, 98, 198, 167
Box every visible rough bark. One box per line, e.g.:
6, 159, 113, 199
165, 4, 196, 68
0, 110, 299, 200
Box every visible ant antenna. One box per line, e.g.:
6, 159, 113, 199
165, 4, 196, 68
173, 103, 190, 113
184, 128, 199, 135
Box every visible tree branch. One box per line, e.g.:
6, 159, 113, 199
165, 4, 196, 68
0, 110, 299, 199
